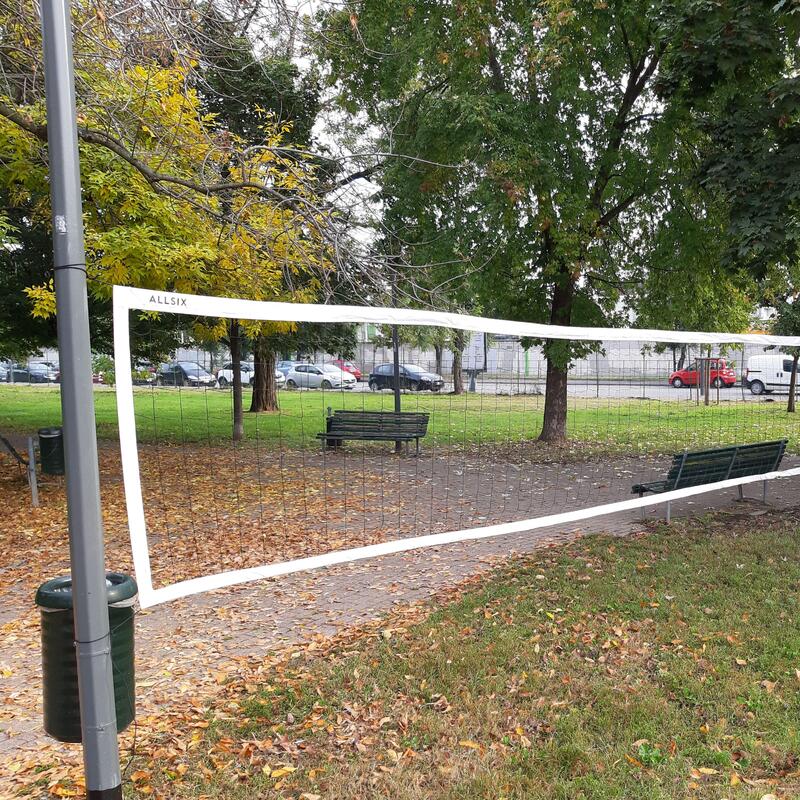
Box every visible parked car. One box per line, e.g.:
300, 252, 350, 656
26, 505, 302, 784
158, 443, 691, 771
285, 363, 357, 390
743, 353, 800, 395
217, 362, 286, 388
157, 361, 217, 387
368, 363, 445, 392
668, 358, 737, 389
328, 359, 364, 381
217, 361, 253, 387
0, 361, 9, 382
276, 360, 299, 377
7, 362, 59, 383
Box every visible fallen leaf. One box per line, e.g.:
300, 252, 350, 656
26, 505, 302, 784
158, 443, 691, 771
459, 740, 481, 750
270, 765, 297, 779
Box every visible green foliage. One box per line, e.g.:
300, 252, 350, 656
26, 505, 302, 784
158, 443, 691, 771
199, 6, 320, 146
660, 0, 800, 278
0, 3, 330, 371
92, 354, 115, 386
771, 300, 800, 357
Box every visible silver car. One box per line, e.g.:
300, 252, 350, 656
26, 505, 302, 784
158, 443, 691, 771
285, 363, 357, 390
217, 362, 286, 388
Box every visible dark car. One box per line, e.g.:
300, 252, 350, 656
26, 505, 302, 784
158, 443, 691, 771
7, 362, 59, 383
368, 363, 445, 392
157, 361, 217, 387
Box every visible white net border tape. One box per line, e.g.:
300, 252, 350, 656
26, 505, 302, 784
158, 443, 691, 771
113, 287, 800, 608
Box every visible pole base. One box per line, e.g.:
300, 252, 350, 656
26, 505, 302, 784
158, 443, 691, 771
88, 787, 122, 799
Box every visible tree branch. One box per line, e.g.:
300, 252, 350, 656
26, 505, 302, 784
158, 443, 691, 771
597, 189, 641, 227
0, 100, 304, 212
619, 22, 637, 73
487, 34, 506, 93
588, 39, 666, 213
329, 161, 384, 189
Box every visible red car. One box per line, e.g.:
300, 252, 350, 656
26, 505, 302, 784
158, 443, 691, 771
328, 359, 363, 381
668, 358, 737, 389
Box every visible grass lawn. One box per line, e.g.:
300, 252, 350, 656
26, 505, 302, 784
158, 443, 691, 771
1, 384, 799, 456
143, 511, 800, 799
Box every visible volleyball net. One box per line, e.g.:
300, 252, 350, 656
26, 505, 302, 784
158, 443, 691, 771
113, 287, 800, 607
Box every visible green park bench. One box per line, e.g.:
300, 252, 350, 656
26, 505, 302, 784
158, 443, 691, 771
632, 439, 788, 522
317, 409, 430, 454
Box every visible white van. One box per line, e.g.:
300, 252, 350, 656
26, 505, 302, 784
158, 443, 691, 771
743, 353, 799, 395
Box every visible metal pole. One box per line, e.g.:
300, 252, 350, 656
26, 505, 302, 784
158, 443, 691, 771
40, 2, 122, 797
595, 351, 600, 399
27, 436, 40, 508
641, 353, 646, 400
391, 282, 402, 452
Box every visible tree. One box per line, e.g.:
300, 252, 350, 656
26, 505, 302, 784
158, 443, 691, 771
771, 301, 800, 413
0, 193, 184, 362
195, 7, 330, 424
2, 4, 331, 441
318, 0, 710, 440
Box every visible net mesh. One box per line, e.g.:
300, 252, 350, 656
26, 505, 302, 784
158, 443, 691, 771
114, 290, 800, 604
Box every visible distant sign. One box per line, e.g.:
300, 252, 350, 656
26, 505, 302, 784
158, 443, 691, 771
463, 332, 487, 372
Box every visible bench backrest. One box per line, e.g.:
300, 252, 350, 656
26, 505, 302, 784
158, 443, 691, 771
666, 439, 787, 490
328, 410, 429, 436
728, 439, 787, 478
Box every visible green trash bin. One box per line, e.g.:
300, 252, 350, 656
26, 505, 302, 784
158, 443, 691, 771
38, 427, 65, 476
36, 572, 137, 743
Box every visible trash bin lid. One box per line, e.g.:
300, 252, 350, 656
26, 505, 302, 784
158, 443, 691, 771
35, 572, 138, 609
38, 427, 63, 438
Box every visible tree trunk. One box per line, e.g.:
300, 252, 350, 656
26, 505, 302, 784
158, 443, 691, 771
434, 343, 443, 376
539, 263, 575, 443
539, 359, 569, 441
230, 320, 244, 441
451, 330, 466, 395
788, 352, 799, 413
249, 336, 278, 412
677, 345, 687, 371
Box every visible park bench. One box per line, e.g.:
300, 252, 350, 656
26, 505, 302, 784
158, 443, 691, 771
0, 434, 39, 506
632, 439, 788, 522
317, 409, 430, 454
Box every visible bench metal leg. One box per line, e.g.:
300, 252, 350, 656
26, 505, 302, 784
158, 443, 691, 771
737, 485, 744, 501
415, 437, 420, 456
27, 437, 39, 508
665, 501, 671, 524
762, 480, 767, 504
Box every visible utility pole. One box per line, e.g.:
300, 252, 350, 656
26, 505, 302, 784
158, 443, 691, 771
41, 1, 122, 797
